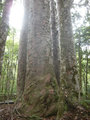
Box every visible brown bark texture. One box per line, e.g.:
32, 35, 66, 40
50, 0, 61, 87
17, 0, 58, 118
17, 0, 80, 119
56, 0, 80, 118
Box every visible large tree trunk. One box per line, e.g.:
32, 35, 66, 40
0, 0, 13, 79
56, 0, 80, 118
17, 0, 58, 118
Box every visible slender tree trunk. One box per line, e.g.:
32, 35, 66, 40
78, 31, 82, 93
56, 0, 80, 118
0, 0, 13, 79
17, 0, 58, 118
85, 49, 88, 99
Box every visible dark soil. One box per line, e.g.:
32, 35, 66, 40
0, 104, 90, 120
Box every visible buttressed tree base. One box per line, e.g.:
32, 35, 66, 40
17, 0, 80, 119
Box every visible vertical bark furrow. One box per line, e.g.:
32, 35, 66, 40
50, 0, 61, 87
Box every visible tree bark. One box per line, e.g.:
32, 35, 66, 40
0, 0, 13, 79
85, 48, 88, 99
17, 0, 58, 118
17, 0, 28, 99
56, 0, 80, 118
78, 30, 82, 93
50, 0, 61, 87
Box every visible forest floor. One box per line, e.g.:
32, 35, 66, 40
0, 104, 90, 120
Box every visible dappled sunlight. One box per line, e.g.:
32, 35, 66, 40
9, 1, 24, 30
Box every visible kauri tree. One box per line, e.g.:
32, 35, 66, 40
17, 0, 80, 119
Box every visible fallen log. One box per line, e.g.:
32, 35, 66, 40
0, 100, 14, 105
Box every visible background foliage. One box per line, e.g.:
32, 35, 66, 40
0, 29, 18, 100
0, 0, 90, 102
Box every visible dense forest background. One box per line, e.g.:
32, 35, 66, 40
0, 0, 90, 120
0, 0, 89, 101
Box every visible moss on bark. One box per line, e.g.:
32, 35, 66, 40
17, 73, 59, 118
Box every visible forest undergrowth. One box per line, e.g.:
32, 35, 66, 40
0, 103, 90, 120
